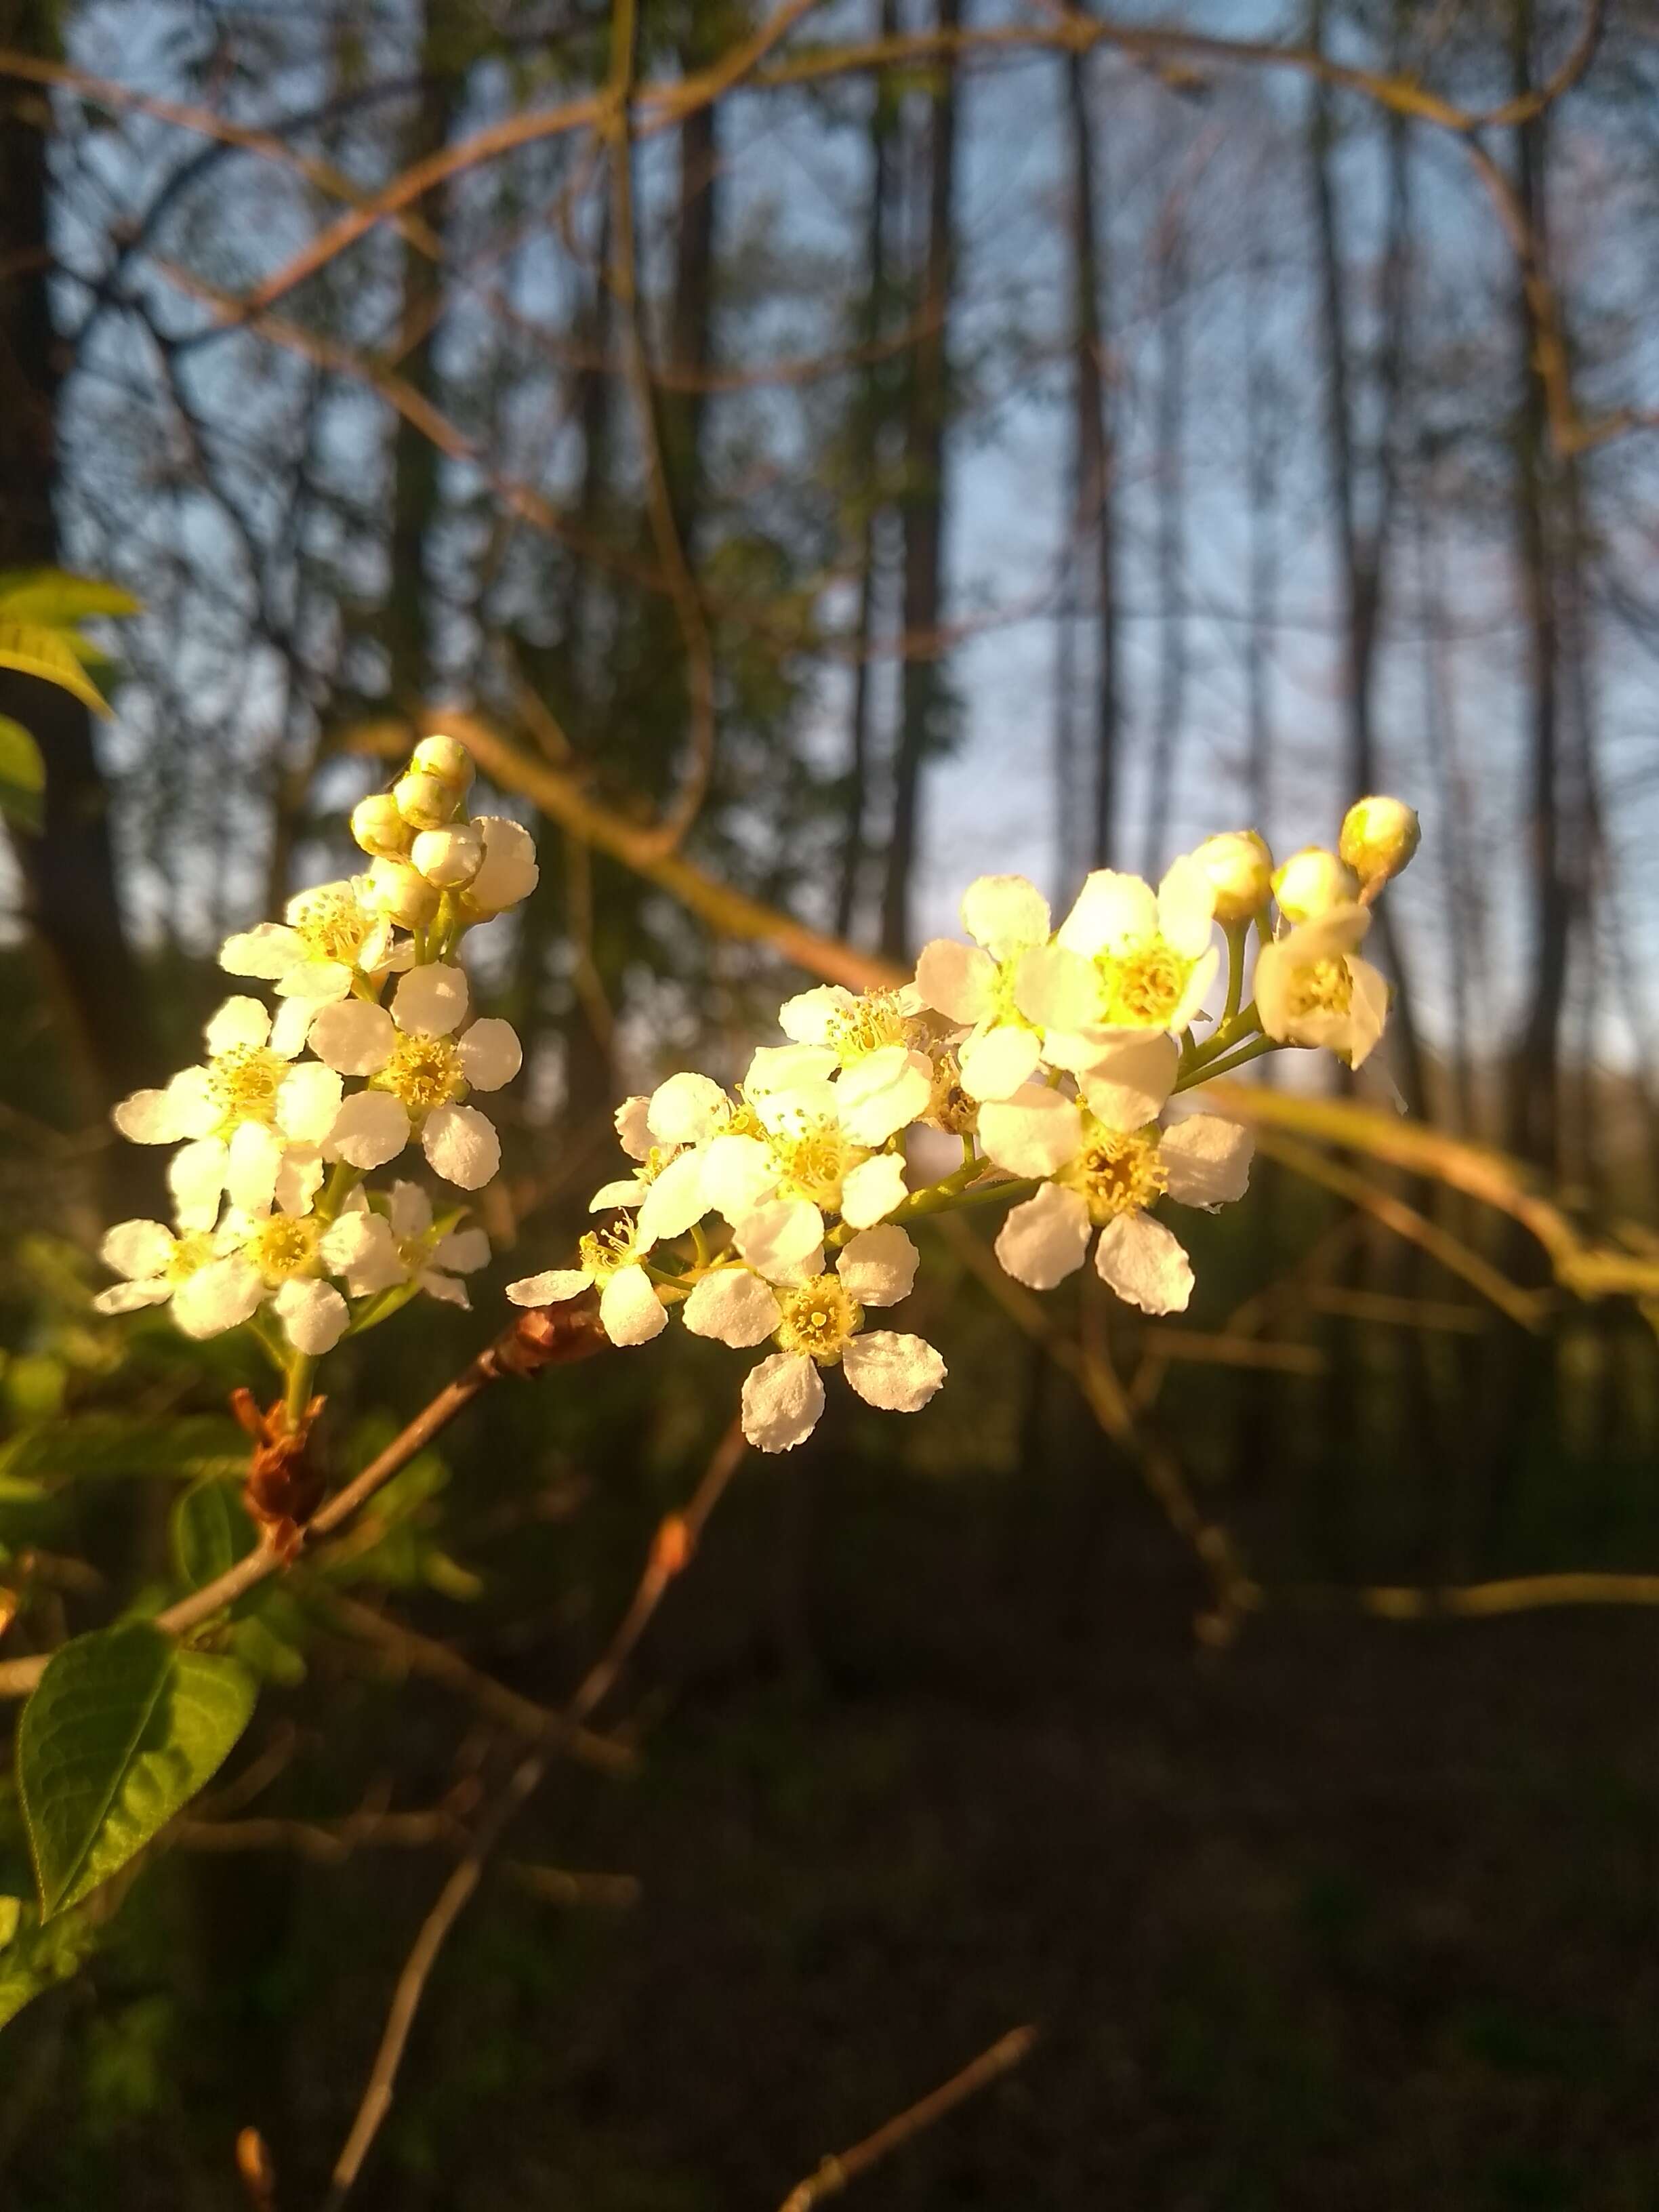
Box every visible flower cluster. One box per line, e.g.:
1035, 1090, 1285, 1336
94, 756, 1418, 1462
505, 798, 1418, 1453
96, 735, 537, 1368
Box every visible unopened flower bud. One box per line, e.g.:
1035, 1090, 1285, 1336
411, 822, 485, 889
411, 733, 475, 795
351, 793, 411, 860
1339, 794, 1420, 889
394, 769, 457, 832
367, 855, 441, 927
1191, 830, 1273, 923
462, 816, 539, 916
1272, 846, 1358, 924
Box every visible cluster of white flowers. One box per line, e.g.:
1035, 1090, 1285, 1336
95, 736, 537, 1370
506, 798, 1420, 1454
94, 746, 1418, 1462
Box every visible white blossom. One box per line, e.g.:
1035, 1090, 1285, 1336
735, 1233, 944, 1453
321, 1184, 491, 1309
1017, 859, 1220, 1072
991, 1109, 1254, 1314
1254, 904, 1390, 1068
775, 985, 935, 1143
1271, 846, 1359, 924
310, 963, 520, 1190
506, 1217, 669, 1347
92, 1218, 264, 1341
459, 817, 538, 918
914, 874, 1060, 1101
220, 879, 408, 1006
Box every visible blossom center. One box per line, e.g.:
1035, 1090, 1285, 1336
291, 886, 373, 966
207, 1044, 285, 1124
1063, 1124, 1168, 1223
249, 1213, 321, 1284
1096, 939, 1191, 1027
164, 1233, 218, 1284
827, 991, 910, 1064
578, 1223, 639, 1282
772, 1118, 853, 1209
380, 1033, 465, 1115
1286, 956, 1352, 1019
775, 1275, 863, 1365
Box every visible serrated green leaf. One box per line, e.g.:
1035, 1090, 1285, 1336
18, 1622, 256, 1918
169, 1479, 255, 1594
0, 716, 44, 833
0, 620, 111, 716
0, 568, 141, 622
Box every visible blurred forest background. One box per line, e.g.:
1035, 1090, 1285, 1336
4, 0, 1659, 2205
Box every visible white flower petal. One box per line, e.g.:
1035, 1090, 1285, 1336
958, 1023, 1042, 1103
637, 1149, 710, 1243
1078, 1033, 1180, 1132
598, 1263, 668, 1347
836, 1048, 932, 1146
100, 1219, 176, 1281
506, 1269, 591, 1307
394, 962, 469, 1038
837, 1224, 920, 1307
387, 1181, 431, 1237
172, 1255, 266, 1339
961, 874, 1050, 959
270, 996, 316, 1059
1013, 943, 1099, 1032
321, 1212, 407, 1298
1056, 869, 1158, 956
457, 1017, 522, 1093
978, 1085, 1084, 1179
415, 1269, 471, 1309
744, 1044, 837, 1096
94, 1280, 173, 1315
422, 1102, 499, 1190
274, 1144, 325, 1216
1160, 1114, 1254, 1208
1347, 956, 1391, 1067
840, 1153, 909, 1230
274, 1277, 350, 1355
1156, 855, 1218, 958
275, 960, 354, 1004
993, 1182, 1091, 1290
682, 1268, 783, 1347
733, 1197, 826, 1283
225, 1122, 283, 1214
591, 1176, 647, 1210
169, 1139, 228, 1231
204, 996, 272, 1056
778, 985, 857, 1046
327, 1089, 411, 1171
219, 924, 301, 981
1094, 1211, 1193, 1315
276, 1060, 345, 1142
433, 1225, 489, 1273
741, 1351, 825, 1453
841, 1332, 946, 1413
615, 1096, 654, 1160
914, 939, 996, 1025
112, 1086, 185, 1144
700, 1133, 777, 1220
1169, 944, 1221, 1036
310, 1000, 396, 1076
647, 1071, 731, 1146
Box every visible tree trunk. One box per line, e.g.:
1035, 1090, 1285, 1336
0, 0, 152, 1157
1142, 181, 1187, 881
879, 0, 960, 963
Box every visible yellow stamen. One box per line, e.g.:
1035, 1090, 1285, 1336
1062, 1124, 1168, 1225
379, 1033, 465, 1115
249, 1213, 321, 1285
775, 1275, 863, 1365
1097, 939, 1192, 1027
207, 1044, 285, 1124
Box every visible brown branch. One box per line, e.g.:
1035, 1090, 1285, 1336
323, 1416, 749, 2209
775, 2023, 1038, 2212
0, 1301, 609, 1700
313, 1588, 635, 1776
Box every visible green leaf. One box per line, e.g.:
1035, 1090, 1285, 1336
0, 620, 112, 716
169, 1479, 255, 1594
0, 1896, 102, 2030
18, 1622, 256, 1918
0, 568, 141, 623
0, 1896, 19, 1952
0, 716, 45, 833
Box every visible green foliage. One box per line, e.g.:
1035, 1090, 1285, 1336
16, 1622, 255, 1919
0, 568, 141, 746
169, 1478, 256, 1594
0, 715, 45, 832
0, 1893, 105, 2032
